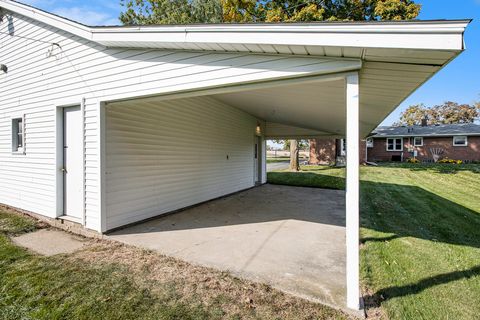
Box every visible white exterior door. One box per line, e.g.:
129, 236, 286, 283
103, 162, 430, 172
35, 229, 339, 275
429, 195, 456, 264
63, 106, 83, 219
254, 136, 260, 184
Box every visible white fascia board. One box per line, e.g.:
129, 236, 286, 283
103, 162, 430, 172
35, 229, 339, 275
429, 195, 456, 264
1, 0, 469, 51
92, 21, 469, 51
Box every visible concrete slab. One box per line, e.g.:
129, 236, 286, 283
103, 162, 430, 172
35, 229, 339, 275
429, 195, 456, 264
12, 229, 88, 256
109, 184, 346, 309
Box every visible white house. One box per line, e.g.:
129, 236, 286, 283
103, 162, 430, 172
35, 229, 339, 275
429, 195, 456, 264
0, 0, 469, 310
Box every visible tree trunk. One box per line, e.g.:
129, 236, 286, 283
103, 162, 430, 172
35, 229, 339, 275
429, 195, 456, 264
289, 139, 300, 171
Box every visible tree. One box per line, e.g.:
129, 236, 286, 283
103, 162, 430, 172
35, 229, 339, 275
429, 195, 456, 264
289, 140, 300, 171
394, 104, 428, 126
120, 0, 421, 25
119, 0, 223, 25
395, 102, 480, 126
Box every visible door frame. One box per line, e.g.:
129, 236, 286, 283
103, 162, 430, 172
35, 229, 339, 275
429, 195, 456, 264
254, 135, 262, 185
55, 98, 85, 225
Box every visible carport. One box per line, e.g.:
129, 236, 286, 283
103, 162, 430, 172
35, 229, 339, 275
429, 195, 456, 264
103, 71, 365, 309
99, 22, 468, 307
0, 1, 467, 311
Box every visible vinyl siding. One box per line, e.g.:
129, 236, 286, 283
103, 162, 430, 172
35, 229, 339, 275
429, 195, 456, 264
1, 11, 343, 232
105, 96, 259, 230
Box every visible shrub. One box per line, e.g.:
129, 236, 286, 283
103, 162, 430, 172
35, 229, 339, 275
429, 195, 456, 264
406, 157, 420, 163
438, 157, 463, 164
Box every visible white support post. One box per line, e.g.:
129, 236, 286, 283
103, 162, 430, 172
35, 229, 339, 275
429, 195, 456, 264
346, 73, 360, 310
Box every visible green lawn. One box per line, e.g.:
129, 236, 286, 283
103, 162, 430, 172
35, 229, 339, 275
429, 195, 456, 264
268, 164, 480, 320
0, 210, 348, 320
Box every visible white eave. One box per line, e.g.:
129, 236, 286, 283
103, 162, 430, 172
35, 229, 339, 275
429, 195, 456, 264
0, 0, 469, 54
0, 0, 472, 137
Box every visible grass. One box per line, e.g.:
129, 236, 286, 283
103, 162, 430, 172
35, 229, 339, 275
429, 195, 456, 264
268, 163, 480, 320
0, 209, 349, 320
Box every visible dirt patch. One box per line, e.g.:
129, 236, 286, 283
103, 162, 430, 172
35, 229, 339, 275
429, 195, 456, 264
70, 241, 353, 319
362, 286, 387, 320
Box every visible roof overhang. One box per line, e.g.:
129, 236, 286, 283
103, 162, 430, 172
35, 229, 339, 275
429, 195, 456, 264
0, 0, 471, 138
0, 0, 469, 53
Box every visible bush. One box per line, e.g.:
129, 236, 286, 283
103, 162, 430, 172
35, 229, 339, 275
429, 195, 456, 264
438, 157, 463, 164
406, 157, 420, 163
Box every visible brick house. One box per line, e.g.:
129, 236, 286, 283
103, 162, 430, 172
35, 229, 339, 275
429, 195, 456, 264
366, 123, 480, 163
309, 139, 367, 165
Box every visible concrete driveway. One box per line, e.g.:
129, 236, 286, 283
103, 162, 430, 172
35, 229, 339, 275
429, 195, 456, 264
266, 161, 290, 171
109, 184, 346, 308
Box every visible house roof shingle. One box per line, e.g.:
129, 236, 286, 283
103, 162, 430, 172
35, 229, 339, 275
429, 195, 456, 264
370, 123, 480, 138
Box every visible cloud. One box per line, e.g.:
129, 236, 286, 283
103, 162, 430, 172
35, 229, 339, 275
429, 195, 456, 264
52, 6, 118, 26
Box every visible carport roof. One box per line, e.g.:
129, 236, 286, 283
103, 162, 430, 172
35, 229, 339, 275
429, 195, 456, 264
0, 0, 470, 137
1, 0, 468, 54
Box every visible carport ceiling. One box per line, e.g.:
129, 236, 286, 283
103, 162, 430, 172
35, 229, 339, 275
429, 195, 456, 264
213, 57, 441, 138
213, 79, 345, 136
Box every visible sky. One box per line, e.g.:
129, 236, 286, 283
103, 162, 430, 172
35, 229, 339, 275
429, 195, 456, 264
19, 0, 480, 127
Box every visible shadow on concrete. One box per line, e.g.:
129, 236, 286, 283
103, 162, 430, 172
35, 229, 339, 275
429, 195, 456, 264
110, 184, 346, 234
266, 171, 480, 249
111, 171, 480, 311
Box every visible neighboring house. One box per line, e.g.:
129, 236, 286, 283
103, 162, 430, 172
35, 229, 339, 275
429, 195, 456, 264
0, 0, 469, 310
367, 123, 480, 162
309, 139, 367, 165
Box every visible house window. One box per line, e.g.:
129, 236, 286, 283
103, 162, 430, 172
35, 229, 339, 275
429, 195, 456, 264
366, 138, 374, 148
453, 136, 467, 146
386, 138, 403, 151
413, 137, 423, 146
12, 117, 25, 153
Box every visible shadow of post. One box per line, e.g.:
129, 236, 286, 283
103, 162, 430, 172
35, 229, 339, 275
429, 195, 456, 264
268, 170, 480, 248
267, 170, 480, 307
363, 265, 480, 307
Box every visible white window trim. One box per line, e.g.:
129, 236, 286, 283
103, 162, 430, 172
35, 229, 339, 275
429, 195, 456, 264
366, 138, 374, 148
453, 136, 468, 147
11, 114, 26, 155
386, 137, 403, 152
413, 137, 423, 147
